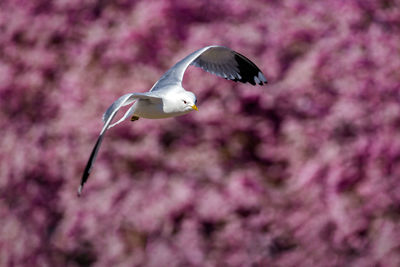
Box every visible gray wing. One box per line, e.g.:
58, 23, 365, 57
78, 92, 161, 196
151, 45, 267, 92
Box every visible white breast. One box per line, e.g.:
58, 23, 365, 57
132, 99, 190, 119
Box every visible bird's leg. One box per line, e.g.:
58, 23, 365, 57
130, 116, 140, 121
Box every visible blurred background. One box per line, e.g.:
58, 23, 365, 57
1, 0, 400, 266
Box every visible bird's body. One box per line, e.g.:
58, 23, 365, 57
130, 100, 168, 119
78, 45, 267, 195
129, 86, 196, 119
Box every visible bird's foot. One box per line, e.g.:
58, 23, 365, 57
130, 116, 140, 121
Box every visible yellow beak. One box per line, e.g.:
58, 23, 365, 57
192, 105, 198, 111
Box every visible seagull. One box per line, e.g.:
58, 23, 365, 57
78, 45, 267, 196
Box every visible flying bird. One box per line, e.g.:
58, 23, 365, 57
78, 45, 267, 196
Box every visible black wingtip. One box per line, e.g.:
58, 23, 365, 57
78, 134, 105, 198
77, 185, 83, 197
78, 170, 89, 197
234, 53, 267, 86
78, 155, 93, 197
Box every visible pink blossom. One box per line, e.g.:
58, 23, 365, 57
1, 0, 400, 266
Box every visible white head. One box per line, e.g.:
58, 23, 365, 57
171, 90, 198, 113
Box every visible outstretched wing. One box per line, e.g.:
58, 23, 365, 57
192, 46, 268, 85
151, 45, 267, 91
78, 92, 161, 196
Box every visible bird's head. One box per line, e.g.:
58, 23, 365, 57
177, 91, 198, 112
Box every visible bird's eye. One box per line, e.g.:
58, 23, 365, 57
183, 100, 187, 104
